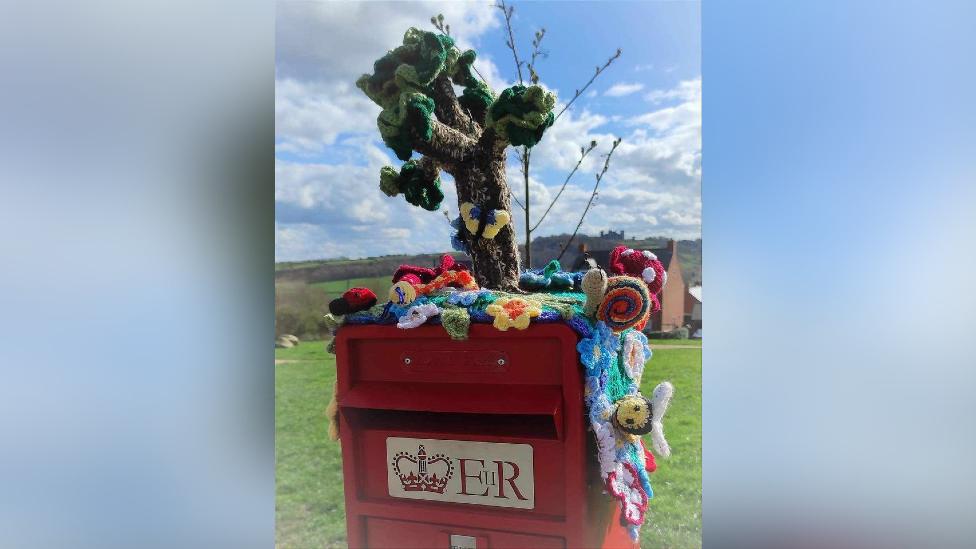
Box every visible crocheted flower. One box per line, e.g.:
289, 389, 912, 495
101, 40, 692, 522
396, 303, 440, 329
416, 269, 478, 295
592, 420, 618, 477
485, 297, 541, 331
389, 280, 418, 305
445, 289, 492, 307
606, 462, 648, 527
576, 321, 618, 376
621, 330, 652, 384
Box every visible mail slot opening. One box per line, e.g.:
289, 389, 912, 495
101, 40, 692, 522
344, 408, 560, 440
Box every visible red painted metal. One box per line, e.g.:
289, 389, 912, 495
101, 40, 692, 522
336, 323, 638, 549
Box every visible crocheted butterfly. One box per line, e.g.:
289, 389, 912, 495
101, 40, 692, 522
459, 202, 511, 239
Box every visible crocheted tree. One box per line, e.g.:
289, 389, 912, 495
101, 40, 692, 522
358, 28, 556, 291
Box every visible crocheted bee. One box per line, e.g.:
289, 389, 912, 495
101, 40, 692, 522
612, 394, 655, 436
612, 381, 674, 458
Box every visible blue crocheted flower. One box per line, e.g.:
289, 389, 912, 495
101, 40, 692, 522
577, 321, 618, 377
449, 215, 471, 253
445, 289, 492, 307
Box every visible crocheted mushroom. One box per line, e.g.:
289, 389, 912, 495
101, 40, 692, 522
608, 245, 667, 312
328, 287, 378, 315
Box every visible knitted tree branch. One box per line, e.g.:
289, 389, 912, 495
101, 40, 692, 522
357, 27, 556, 290
430, 74, 480, 137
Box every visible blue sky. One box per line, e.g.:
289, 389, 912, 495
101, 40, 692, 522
275, 0, 700, 261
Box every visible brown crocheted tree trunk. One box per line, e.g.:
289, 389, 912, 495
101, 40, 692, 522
411, 76, 523, 291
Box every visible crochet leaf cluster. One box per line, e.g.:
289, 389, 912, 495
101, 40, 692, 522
379, 160, 445, 211
486, 84, 557, 147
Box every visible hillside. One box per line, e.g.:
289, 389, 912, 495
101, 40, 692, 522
275, 237, 702, 286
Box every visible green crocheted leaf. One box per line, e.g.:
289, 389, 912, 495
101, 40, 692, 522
379, 166, 400, 197
377, 92, 436, 161
451, 49, 479, 87
358, 28, 457, 109
380, 160, 443, 211
486, 85, 556, 147
441, 307, 470, 340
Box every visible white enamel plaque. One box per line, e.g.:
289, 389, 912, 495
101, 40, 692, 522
386, 437, 535, 509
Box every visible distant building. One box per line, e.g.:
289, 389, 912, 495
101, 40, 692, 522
598, 229, 625, 240
573, 239, 687, 331
685, 285, 702, 335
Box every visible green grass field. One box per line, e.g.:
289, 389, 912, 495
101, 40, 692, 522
276, 341, 701, 548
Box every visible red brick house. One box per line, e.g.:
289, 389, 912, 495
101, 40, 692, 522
573, 239, 686, 331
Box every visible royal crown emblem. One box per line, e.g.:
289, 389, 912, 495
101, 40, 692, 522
391, 444, 454, 494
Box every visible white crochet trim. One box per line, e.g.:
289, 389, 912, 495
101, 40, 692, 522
650, 381, 674, 458
641, 266, 656, 283
661, 270, 668, 287
642, 250, 657, 260
397, 303, 440, 329
621, 249, 635, 256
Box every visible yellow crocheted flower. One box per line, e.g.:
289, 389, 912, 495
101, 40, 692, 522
485, 297, 542, 331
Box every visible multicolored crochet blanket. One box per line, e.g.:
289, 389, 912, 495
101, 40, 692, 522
325, 252, 673, 540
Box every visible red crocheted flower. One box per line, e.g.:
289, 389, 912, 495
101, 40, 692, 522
392, 253, 468, 284
606, 462, 648, 526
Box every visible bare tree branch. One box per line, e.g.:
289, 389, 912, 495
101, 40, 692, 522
555, 48, 622, 122
511, 194, 525, 211
557, 137, 623, 261
527, 28, 547, 85
531, 140, 597, 232
496, 0, 524, 85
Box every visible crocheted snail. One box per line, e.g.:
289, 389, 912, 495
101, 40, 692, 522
597, 276, 651, 332
581, 259, 608, 316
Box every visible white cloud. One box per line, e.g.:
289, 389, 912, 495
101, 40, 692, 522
604, 82, 645, 97
633, 64, 654, 72
503, 77, 701, 241
644, 77, 701, 104
586, 90, 598, 98
276, 159, 461, 261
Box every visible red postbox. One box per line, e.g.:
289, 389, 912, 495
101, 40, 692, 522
336, 323, 638, 549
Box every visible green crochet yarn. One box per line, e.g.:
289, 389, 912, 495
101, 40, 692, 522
379, 166, 400, 197
379, 160, 444, 211
378, 92, 436, 161
358, 28, 456, 109
441, 307, 470, 340
487, 85, 556, 147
